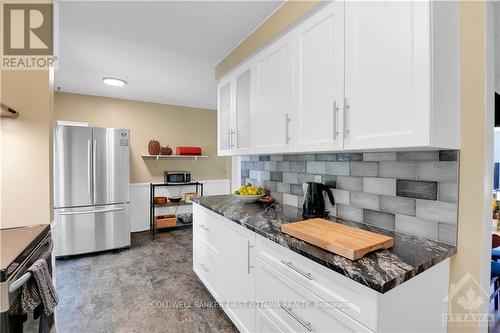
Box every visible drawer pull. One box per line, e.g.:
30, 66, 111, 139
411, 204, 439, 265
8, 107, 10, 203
199, 224, 209, 232
199, 263, 209, 273
247, 240, 254, 274
280, 305, 312, 332
280, 260, 313, 280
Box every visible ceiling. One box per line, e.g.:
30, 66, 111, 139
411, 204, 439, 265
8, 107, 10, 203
55, 1, 283, 110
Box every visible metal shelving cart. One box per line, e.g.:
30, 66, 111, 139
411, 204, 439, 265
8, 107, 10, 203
149, 182, 204, 235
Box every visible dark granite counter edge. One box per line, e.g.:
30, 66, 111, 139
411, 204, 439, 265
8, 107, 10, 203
193, 198, 456, 294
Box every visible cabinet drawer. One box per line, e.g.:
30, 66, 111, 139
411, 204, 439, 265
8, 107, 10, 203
256, 258, 372, 333
256, 309, 283, 333
193, 203, 223, 253
256, 235, 379, 331
193, 234, 224, 301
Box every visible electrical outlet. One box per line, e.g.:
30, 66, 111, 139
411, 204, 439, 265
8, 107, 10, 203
314, 175, 322, 183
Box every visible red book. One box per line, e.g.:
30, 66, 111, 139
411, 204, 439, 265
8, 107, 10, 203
176, 146, 202, 155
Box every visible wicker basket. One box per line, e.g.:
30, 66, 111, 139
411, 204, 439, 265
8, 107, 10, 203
155, 214, 177, 229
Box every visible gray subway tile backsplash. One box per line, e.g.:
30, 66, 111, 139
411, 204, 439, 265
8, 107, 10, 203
350, 192, 380, 210
439, 150, 459, 161
276, 182, 290, 194
438, 222, 457, 244
363, 152, 397, 161
241, 150, 459, 245
395, 215, 438, 240
277, 161, 291, 172
350, 162, 379, 177
332, 189, 349, 205
417, 161, 458, 182
379, 161, 417, 179
396, 179, 438, 200
270, 171, 283, 182
380, 195, 416, 216
337, 176, 363, 191
363, 177, 396, 196
290, 184, 304, 196
439, 182, 458, 203
290, 161, 307, 173
363, 209, 395, 230
415, 200, 457, 225
264, 161, 277, 171
283, 172, 298, 184
397, 151, 438, 161
337, 204, 363, 222
307, 161, 326, 174
325, 162, 350, 176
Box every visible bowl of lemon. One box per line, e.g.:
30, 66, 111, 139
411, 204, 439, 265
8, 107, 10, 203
234, 183, 264, 203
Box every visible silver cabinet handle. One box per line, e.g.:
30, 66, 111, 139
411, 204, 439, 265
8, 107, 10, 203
285, 113, 291, 144
231, 129, 236, 149
247, 240, 254, 274
199, 224, 209, 232
280, 305, 312, 332
333, 100, 340, 139
344, 97, 350, 139
227, 129, 231, 149
199, 263, 209, 273
280, 260, 312, 280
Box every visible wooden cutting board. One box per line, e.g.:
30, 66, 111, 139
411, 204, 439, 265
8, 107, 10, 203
281, 218, 394, 260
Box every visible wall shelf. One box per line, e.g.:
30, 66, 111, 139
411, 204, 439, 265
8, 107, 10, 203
142, 155, 207, 161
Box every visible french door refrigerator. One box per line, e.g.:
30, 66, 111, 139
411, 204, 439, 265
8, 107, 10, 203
53, 125, 131, 257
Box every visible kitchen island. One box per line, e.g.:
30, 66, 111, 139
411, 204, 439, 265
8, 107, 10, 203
192, 195, 456, 332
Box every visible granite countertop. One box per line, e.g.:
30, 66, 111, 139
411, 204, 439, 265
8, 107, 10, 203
193, 195, 456, 293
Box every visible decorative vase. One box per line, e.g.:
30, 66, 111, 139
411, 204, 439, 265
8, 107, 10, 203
148, 139, 160, 155
160, 145, 173, 155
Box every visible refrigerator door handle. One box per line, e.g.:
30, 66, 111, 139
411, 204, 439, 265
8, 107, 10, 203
87, 139, 92, 200
58, 207, 124, 216
92, 139, 97, 205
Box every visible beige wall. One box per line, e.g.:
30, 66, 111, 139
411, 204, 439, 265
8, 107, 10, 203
215, 0, 320, 79
447, 2, 492, 332
1, 70, 54, 229
54, 92, 229, 183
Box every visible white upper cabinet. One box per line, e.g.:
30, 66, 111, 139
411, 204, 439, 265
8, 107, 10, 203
293, 2, 344, 152
254, 34, 293, 152
344, 1, 430, 149
234, 65, 252, 151
216, 0, 460, 156
217, 79, 232, 155
343, 0, 459, 150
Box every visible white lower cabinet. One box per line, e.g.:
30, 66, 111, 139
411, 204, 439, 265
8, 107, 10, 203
256, 309, 283, 333
193, 203, 450, 333
256, 258, 371, 333
222, 221, 256, 333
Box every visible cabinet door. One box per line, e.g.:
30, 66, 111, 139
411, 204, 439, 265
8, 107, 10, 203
293, 2, 344, 152
234, 65, 252, 150
223, 222, 256, 333
254, 33, 293, 152
217, 79, 232, 154
344, 1, 431, 150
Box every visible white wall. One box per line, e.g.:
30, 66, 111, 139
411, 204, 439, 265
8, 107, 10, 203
130, 179, 230, 232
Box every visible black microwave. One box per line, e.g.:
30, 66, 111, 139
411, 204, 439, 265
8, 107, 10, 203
164, 171, 191, 184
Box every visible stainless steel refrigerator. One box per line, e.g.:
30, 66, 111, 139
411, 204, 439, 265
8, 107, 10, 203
53, 125, 131, 257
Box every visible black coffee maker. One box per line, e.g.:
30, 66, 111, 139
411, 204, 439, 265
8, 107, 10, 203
302, 182, 335, 218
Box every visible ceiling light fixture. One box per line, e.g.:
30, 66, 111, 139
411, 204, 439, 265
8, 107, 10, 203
103, 77, 127, 87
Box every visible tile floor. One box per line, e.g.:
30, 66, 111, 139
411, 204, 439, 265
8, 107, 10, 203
55, 229, 237, 333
